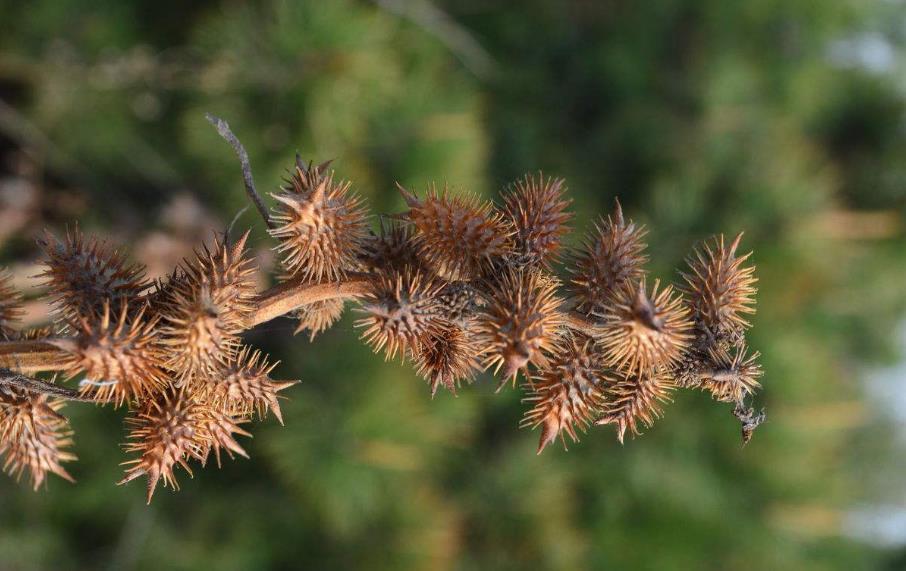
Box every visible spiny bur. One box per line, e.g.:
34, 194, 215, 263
270, 164, 368, 282
0, 272, 23, 339
58, 301, 167, 406
478, 269, 565, 387
398, 183, 513, 280
38, 229, 149, 323
356, 267, 446, 362
0, 388, 75, 490
522, 336, 610, 453
502, 173, 572, 267
570, 200, 647, 314
596, 372, 674, 444
596, 280, 692, 377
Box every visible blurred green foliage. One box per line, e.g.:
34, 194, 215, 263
1, 1, 905, 569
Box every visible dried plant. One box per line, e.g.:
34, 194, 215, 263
0, 115, 765, 501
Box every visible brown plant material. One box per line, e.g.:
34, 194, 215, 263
292, 298, 346, 341
596, 372, 674, 443
681, 233, 757, 339
0, 388, 75, 490
697, 343, 763, 404
502, 173, 572, 267
198, 405, 251, 468
357, 267, 446, 362
596, 280, 692, 376
202, 346, 296, 424
360, 220, 424, 273
270, 164, 368, 281
38, 229, 149, 322
0, 120, 765, 497
479, 269, 565, 386
570, 200, 647, 314
0, 271, 23, 339
119, 387, 213, 503
158, 233, 256, 381
414, 322, 482, 396
398, 183, 513, 280
59, 301, 167, 405
522, 336, 611, 453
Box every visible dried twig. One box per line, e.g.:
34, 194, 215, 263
205, 113, 274, 229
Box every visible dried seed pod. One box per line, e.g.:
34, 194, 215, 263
288, 156, 333, 192
0, 271, 23, 339
681, 233, 757, 339
522, 336, 611, 453
356, 268, 446, 361
478, 269, 565, 386
202, 346, 297, 424
158, 234, 257, 381
119, 387, 212, 503
292, 298, 346, 341
596, 372, 673, 443
570, 200, 647, 314
360, 220, 424, 273
58, 301, 167, 406
414, 322, 482, 397
0, 390, 75, 490
697, 343, 763, 404
398, 183, 513, 280
198, 405, 251, 468
596, 280, 692, 376
269, 165, 368, 281
502, 173, 572, 267
37, 229, 148, 322
435, 281, 482, 325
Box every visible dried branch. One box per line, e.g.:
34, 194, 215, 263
0, 115, 763, 499
205, 113, 274, 229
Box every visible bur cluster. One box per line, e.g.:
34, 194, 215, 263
0, 132, 763, 501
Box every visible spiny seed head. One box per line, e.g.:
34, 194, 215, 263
288, 156, 333, 192
436, 281, 483, 325
59, 301, 167, 406
198, 405, 252, 469
270, 165, 369, 281
596, 372, 673, 444
0, 390, 75, 490
596, 280, 692, 376
202, 346, 297, 424
479, 269, 565, 386
37, 229, 148, 322
356, 268, 446, 361
119, 387, 212, 504
681, 233, 757, 338
502, 173, 572, 267
158, 234, 257, 381
183, 231, 257, 324
699, 343, 763, 404
292, 298, 346, 341
414, 322, 482, 397
0, 271, 23, 339
160, 282, 238, 381
398, 183, 513, 280
522, 336, 611, 454
570, 200, 648, 314
360, 220, 424, 273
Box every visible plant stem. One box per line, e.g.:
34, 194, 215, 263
0, 276, 373, 375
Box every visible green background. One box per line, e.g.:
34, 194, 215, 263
1, 1, 906, 569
